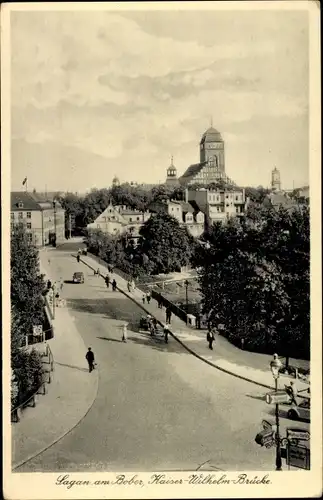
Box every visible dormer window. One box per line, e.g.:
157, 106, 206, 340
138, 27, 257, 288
18, 201, 24, 209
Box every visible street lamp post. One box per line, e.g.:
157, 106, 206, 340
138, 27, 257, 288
270, 353, 283, 471
53, 200, 57, 247
184, 280, 189, 324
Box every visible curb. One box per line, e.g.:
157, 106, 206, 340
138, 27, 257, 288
77, 255, 309, 395
13, 258, 100, 471
12, 369, 99, 471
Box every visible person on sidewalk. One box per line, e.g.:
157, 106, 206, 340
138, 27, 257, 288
146, 291, 151, 304
164, 324, 169, 344
131, 279, 136, 292
85, 347, 95, 372
166, 306, 172, 324
77, 254, 80, 263
122, 322, 128, 342
59, 278, 64, 292
96, 268, 100, 277
142, 294, 146, 304
105, 275, 110, 288
127, 281, 131, 292
112, 279, 117, 291
158, 298, 163, 309
207, 328, 215, 350
285, 381, 298, 405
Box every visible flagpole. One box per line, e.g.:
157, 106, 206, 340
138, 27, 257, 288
25, 178, 28, 192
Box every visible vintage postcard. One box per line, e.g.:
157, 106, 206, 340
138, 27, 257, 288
1, 1, 321, 499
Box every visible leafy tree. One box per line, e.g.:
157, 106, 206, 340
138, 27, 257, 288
11, 225, 46, 344
138, 212, 193, 274
195, 206, 310, 361
11, 225, 46, 407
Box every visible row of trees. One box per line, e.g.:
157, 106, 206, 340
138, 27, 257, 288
194, 205, 310, 362
58, 182, 274, 236
85, 212, 195, 278
11, 226, 46, 408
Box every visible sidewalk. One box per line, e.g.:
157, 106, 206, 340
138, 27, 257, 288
78, 253, 310, 394
12, 251, 99, 470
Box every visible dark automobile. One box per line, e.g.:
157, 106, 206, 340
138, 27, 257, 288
73, 272, 84, 284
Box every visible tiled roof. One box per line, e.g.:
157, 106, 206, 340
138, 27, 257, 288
11, 192, 42, 210
180, 162, 206, 180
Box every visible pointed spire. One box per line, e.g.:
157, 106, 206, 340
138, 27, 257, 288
171, 155, 174, 166
210, 116, 213, 128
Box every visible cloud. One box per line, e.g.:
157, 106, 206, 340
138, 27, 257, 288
10, 10, 309, 191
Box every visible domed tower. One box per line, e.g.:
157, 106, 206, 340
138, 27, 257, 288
112, 175, 120, 187
165, 156, 179, 186
271, 167, 281, 191
200, 124, 225, 173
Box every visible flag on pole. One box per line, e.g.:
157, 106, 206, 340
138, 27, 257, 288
22, 177, 27, 186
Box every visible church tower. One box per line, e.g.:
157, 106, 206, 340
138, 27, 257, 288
165, 156, 179, 186
199, 121, 225, 173
112, 175, 120, 187
271, 167, 281, 191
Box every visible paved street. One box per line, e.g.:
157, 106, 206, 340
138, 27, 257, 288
16, 244, 309, 472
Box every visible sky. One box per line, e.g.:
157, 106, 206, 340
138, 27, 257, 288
10, 7, 309, 192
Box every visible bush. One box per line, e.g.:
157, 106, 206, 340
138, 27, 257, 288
12, 348, 45, 408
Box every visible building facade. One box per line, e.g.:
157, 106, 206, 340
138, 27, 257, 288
188, 187, 249, 225
179, 126, 236, 187
11, 192, 65, 247
87, 204, 151, 239
149, 198, 205, 238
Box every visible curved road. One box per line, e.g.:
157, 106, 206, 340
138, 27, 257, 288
17, 244, 308, 472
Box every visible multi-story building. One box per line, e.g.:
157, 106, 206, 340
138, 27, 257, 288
87, 204, 151, 240
178, 126, 236, 187
149, 195, 205, 238
188, 187, 249, 225
11, 192, 65, 247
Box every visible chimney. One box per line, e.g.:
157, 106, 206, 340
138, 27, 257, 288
185, 188, 188, 203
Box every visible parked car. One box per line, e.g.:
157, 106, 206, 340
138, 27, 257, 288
287, 398, 310, 422
73, 272, 84, 284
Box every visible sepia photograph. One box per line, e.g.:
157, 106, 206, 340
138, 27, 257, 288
2, 1, 321, 499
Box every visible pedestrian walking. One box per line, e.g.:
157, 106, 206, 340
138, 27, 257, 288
158, 298, 163, 309
164, 324, 169, 344
85, 347, 95, 372
112, 279, 117, 291
122, 322, 128, 342
207, 328, 215, 350
96, 268, 100, 277
48, 258, 51, 265
105, 275, 110, 288
285, 381, 298, 405
77, 254, 80, 263
146, 291, 151, 304
127, 281, 131, 292
47, 279, 52, 290
131, 279, 136, 292
166, 306, 172, 324
59, 279, 64, 292
142, 294, 146, 304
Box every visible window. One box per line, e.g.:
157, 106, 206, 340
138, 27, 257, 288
18, 212, 23, 218
137, 217, 140, 221
27, 211, 31, 218
11, 212, 14, 220
171, 208, 174, 211
27, 233, 33, 243
26, 222, 32, 229
129, 218, 132, 222
235, 196, 239, 201
226, 195, 229, 199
